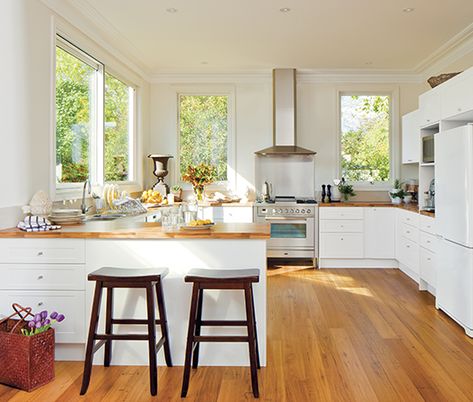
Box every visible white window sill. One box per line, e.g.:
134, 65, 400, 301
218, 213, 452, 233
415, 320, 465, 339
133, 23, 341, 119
55, 181, 142, 202
352, 183, 393, 192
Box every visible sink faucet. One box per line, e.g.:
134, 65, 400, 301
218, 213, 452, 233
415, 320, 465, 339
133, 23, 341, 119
81, 179, 92, 214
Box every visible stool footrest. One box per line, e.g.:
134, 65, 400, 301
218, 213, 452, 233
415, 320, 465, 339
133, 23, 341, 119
194, 335, 249, 343
111, 318, 163, 325
95, 334, 149, 341
200, 320, 247, 326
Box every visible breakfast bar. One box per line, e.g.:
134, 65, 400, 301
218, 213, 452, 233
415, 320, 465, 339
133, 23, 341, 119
0, 221, 270, 367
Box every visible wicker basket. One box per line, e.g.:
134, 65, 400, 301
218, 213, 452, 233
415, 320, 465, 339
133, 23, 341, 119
427, 72, 461, 88
0, 308, 55, 392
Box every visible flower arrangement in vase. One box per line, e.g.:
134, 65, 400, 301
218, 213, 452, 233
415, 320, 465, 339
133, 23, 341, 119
182, 163, 217, 201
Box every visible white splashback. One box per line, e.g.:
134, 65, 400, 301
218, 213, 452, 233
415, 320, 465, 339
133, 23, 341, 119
255, 155, 315, 198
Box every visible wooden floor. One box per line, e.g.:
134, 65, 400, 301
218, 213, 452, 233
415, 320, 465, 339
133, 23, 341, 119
3, 267, 473, 401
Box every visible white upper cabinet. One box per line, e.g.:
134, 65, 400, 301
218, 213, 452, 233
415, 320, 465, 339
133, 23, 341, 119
419, 89, 442, 127
401, 110, 420, 164
364, 208, 396, 258
441, 70, 473, 120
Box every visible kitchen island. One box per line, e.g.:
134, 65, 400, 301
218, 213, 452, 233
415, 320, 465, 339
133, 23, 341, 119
0, 221, 270, 367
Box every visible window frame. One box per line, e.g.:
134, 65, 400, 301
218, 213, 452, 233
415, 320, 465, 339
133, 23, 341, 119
176, 90, 236, 190
53, 34, 138, 200
336, 88, 399, 191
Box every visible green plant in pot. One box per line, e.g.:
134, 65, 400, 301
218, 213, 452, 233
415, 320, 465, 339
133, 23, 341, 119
182, 163, 217, 201
338, 178, 356, 201
389, 179, 405, 205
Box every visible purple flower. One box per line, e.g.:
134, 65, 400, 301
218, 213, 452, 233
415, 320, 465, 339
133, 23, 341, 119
50, 311, 58, 320
44, 319, 51, 326
34, 313, 42, 322
28, 320, 35, 328
56, 314, 65, 322
41, 310, 48, 319
35, 321, 42, 329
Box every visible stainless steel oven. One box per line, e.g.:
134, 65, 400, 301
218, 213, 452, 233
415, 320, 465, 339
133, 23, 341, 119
255, 204, 318, 261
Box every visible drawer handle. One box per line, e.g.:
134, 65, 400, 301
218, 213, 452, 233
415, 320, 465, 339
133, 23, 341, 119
406, 230, 411, 234
406, 218, 410, 221
427, 258, 431, 261
406, 245, 410, 248
283, 252, 289, 256
37, 302, 44, 306
37, 275, 44, 280
427, 240, 431, 244
341, 238, 344, 241
37, 251, 44, 256
340, 225, 344, 228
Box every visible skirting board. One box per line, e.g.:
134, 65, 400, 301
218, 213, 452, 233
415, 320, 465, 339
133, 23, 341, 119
398, 263, 420, 284
319, 259, 398, 269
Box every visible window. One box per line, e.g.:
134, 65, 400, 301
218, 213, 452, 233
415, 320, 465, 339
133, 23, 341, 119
340, 94, 391, 184
55, 35, 135, 190
178, 95, 229, 181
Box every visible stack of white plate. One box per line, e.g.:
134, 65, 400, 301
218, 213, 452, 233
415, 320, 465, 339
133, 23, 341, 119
49, 209, 85, 225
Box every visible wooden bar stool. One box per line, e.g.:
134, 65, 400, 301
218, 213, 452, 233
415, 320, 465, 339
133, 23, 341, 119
80, 267, 173, 396
181, 268, 261, 398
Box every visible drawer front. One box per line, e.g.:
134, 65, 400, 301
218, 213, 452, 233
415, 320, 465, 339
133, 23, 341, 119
0, 239, 85, 264
400, 223, 419, 243
0, 290, 85, 343
420, 215, 436, 235
319, 207, 363, 220
267, 249, 314, 259
1, 264, 85, 290
420, 248, 436, 286
397, 237, 419, 273
398, 210, 419, 228
420, 232, 437, 253
320, 220, 363, 233
320, 233, 363, 258
223, 207, 253, 223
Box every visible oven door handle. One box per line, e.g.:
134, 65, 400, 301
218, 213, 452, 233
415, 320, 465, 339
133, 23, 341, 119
264, 217, 308, 223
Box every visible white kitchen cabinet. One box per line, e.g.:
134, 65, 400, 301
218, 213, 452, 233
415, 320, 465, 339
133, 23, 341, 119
200, 206, 253, 223
419, 214, 436, 234
419, 88, 442, 127
420, 248, 436, 287
320, 219, 363, 233
319, 233, 364, 258
396, 209, 420, 278
441, 70, 473, 120
0, 290, 85, 343
364, 208, 395, 258
402, 110, 420, 164
319, 207, 364, 220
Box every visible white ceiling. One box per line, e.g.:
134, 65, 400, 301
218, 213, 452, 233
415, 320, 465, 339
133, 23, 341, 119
70, 0, 473, 73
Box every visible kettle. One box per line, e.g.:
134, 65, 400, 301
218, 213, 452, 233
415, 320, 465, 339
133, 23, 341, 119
262, 181, 273, 202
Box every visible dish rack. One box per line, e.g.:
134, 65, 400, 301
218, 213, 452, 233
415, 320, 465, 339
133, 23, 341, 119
112, 197, 147, 215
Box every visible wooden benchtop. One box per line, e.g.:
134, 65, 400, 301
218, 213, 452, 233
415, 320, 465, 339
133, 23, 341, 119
319, 202, 435, 217
0, 221, 270, 240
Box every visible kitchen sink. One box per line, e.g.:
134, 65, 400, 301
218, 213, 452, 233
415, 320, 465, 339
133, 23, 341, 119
86, 213, 126, 221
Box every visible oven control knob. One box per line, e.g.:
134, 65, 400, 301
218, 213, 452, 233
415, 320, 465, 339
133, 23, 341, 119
272, 209, 276, 214
306, 209, 311, 214
284, 208, 289, 213
296, 209, 300, 213
290, 209, 294, 213
277, 209, 282, 213
301, 209, 305, 213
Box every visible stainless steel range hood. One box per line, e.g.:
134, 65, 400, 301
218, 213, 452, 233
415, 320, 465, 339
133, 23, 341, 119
255, 68, 316, 156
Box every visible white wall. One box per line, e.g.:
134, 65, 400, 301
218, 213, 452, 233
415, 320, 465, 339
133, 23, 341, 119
0, 0, 150, 229
149, 78, 426, 201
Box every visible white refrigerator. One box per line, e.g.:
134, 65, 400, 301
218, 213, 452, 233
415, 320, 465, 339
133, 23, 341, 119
435, 123, 473, 337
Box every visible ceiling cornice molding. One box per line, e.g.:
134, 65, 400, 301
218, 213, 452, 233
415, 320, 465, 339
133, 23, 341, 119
40, 0, 473, 85
40, 0, 152, 81
149, 69, 422, 84
414, 22, 473, 76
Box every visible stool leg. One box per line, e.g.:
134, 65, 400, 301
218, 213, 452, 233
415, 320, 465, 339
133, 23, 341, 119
181, 284, 200, 398
104, 287, 113, 367
192, 288, 204, 369
155, 281, 172, 367
249, 285, 261, 369
244, 284, 259, 398
146, 284, 158, 396
80, 281, 104, 395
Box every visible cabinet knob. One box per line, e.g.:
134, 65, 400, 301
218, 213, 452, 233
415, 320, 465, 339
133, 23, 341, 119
37, 302, 43, 306
427, 240, 431, 244
407, 230, 410, 234
283, 252, 288, 255
427, 258, 431, 261
406, 245, 410, 248
458, 108, 462, 112
341, 238, 344, 241
37, 251, 43, 256
37, 275, 44, 280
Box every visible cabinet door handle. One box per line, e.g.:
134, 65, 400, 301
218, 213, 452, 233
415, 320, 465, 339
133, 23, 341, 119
37, 251, 44, 256
406, 230, 411, 234
427, 258, 431, 261
340, 237, 344, 241
37, 275, 44, 280
406, 245, 410, 248
458, 108, 462, 112
427, 240, 431, 244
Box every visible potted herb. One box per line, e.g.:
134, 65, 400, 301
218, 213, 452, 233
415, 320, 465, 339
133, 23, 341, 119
389, 179, 405, 205
338, 178, 356, 202
182, 163, 217, 201
170, 185, 182, 202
